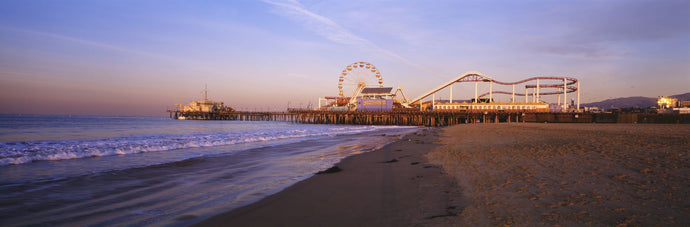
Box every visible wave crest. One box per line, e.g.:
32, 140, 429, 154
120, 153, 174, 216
0, 125, 408, 166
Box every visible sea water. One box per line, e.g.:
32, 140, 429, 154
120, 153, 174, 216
0, 114, 418, 226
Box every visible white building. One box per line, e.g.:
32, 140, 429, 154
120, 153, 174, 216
182, 100, 228, 112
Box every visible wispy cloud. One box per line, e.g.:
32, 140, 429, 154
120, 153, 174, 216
260, 0, 445, 79
0, 25, 237, 77
520, 0, 690, 58
0, 25, 181, 62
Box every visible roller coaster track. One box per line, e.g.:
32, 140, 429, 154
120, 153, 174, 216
406, 72, 579, 106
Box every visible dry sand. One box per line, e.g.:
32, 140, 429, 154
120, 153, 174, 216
197, 123, 689, 226
196, 128, 463, 226
427, 123, 690, 226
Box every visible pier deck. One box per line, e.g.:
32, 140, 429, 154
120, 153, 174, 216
167, 110, 690, 126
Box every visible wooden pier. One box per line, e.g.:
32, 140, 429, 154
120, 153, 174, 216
168, 109, 689, 126
285, 110, 527, 126
168, 110, 294, 121
167, 109, 527, 126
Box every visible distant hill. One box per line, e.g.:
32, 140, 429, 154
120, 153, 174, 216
670, 92, 690, 101
582, 92, 690, 109
582, 96, 657, 109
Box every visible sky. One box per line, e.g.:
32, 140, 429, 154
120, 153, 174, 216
0, 0, 688, 116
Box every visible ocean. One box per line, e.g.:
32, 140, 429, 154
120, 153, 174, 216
0, 114, 418, 226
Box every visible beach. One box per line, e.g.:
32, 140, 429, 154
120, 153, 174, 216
428, 123, 690, 226
199, 123, 689, 226
196, 128, 462, 226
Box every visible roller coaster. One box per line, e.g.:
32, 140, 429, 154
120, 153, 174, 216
404, 71, 580, 111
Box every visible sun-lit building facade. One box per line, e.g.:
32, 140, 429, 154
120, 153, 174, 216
657, 97, 677, 109
182, 100, 228, 112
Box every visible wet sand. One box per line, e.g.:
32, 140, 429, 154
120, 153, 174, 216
427, 123, 690, 226
197, 124, 689, 226
196, 128, 463, 226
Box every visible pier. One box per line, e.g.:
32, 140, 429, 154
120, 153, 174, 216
168, 64, 689, 126
168, 110, 294, 121
287, 110, 527, 126
167, 110, 690, 126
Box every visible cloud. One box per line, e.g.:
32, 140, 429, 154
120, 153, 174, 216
520, 0, 690, 58
260, 0, 445, 79
572, 0, 690, 43
261, 0, 367, 46
523, 40, 629, 59
0, 25, 182, 62
0, 25, 241, 78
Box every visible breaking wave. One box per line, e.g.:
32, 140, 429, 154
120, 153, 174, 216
0, 125, 404, 166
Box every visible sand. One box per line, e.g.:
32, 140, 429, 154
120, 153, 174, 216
195, 128, 463, 226
427, 123, 690, 226
197, 123, 689, 226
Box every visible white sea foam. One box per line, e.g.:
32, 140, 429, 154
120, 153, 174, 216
0, 116, 421, 227
0, 125, 415, 166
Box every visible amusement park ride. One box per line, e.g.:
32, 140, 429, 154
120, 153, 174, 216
318, 62, 581, 112
318, 61, 399, 111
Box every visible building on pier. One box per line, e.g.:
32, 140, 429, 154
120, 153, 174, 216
356, 87, 394, 111
182, 100, 230, 112
658, 96, 690, 114
360, 87, 393, 99
171, 85, 234, 120
432, 101, 549, 112
178, 86, 233, 113
318, 87, 396, 111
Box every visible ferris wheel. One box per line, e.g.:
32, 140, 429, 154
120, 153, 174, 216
338, 61, 383, 97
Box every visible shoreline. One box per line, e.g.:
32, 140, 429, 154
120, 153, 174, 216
195, 123, 689, 226
0, 122, 421, 226
195, 128, 462, 226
